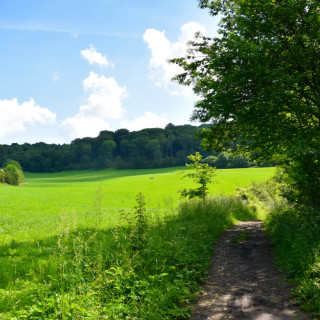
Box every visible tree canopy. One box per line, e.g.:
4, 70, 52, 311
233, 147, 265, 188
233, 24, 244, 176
172, 0, 320, 207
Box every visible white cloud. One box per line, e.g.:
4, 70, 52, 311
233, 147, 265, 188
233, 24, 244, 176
81, 45, 110, 67
143, 21, 206, 95
60, 115, 110, 140
0, 98, 56, 138
60, 72, 127, 140
120, 112, 169, 132
81, 72, 126, 119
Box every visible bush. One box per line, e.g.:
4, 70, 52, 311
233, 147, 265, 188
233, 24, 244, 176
5, 164, 24, 185
0, 161, 24, 186
234, 179, 284, 218
265, 207, 320, 316
215, 152, 229, 168
0, 170, 5, 183
4, 171, 15, 185
231, 155, 250, 168
3, 160, 23, 171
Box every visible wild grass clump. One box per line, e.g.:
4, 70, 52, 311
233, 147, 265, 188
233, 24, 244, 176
0, 195, 256, 319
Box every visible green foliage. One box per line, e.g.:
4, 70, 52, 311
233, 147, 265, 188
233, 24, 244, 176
4, 171, 14, 185
3, 159, 23, 171
178, 152, 217, 200
0, 170, 4, 183
5, 164, 23, 185
215, 152, 229, 169
0, 160, 24, 186
265, 206, 320, 316
120, 192, 147, 253
172, 0, 320, 209
203, 151, 253, 169
0, 124, 209, 172
234, 178, 284, 219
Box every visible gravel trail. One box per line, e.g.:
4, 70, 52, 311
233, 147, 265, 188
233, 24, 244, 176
190, 221, 312, 320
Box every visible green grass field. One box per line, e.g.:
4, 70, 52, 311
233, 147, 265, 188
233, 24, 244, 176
0, 167, 275, 244
0, 166, 275, 319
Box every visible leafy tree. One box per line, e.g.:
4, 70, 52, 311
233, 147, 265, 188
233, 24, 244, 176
203, 155, 217, 167
178, 152, 216, 200
231, 155, 250, 168
172, 0, 320, 207
4, 159, 23, 171
215, 152, 229, 169
98, 140, 117, 168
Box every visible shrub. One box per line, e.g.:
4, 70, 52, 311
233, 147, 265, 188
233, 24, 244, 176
5, 164, 24, 185
178, 152, 217, 200
4, 171, 15, 185
0, 170, 5, 183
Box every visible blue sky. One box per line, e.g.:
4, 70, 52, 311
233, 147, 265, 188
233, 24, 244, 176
0, 0, 219, 144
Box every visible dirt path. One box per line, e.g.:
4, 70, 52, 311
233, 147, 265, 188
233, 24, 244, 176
190, 221, 312, 320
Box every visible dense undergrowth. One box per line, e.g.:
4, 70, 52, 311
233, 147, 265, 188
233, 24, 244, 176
237, 180, 320, 317
265, 208, 320, 316
0, 195, 256, 319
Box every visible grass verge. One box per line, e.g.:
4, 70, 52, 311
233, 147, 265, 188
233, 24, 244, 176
0, 196, 256, 319
265, 207, 320, 316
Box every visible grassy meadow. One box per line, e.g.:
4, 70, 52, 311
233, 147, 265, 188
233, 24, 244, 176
0, 167, 274, 244
0, 166, 275, 319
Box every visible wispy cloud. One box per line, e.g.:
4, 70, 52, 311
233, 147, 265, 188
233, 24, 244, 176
0, 24, 140, 38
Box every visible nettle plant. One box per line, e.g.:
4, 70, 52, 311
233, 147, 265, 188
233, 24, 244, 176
178, 152, 217, 200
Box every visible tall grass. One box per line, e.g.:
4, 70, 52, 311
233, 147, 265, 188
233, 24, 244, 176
265, 207, 320, 316
0, 196, 256, 319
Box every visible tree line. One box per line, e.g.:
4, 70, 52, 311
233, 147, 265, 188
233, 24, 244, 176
0, 124, 259, 173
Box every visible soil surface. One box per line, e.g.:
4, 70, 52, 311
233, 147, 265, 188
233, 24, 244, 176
189, 221, 312, 320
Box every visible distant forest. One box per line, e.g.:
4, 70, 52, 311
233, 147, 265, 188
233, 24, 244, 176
0, 124, 259, 173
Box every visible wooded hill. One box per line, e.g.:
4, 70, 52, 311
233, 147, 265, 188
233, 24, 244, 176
0, 124, 254, 173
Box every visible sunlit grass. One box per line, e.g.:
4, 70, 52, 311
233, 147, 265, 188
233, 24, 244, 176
0, 167, 275, 244
0, 167, 275, 318
0, 196, 258, 319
